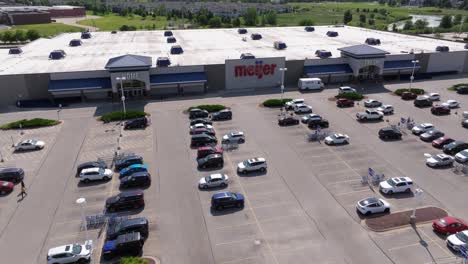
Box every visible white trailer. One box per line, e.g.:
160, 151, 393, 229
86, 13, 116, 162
298, 78, 324, 91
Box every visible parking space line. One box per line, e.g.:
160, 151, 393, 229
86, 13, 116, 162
244, 189, 288, 197
326, 178, 362, 185
215, 237, 257, 246
251, 201, 295, 209
215, 222, 257, 230
334, 188, 370, 196
221, 255, 259, 264
257, 213, 304, 223
418, 227, 453, 257
387, 241, 436, 251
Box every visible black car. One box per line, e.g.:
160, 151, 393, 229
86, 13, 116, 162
190, 118, 212, 126
76, 160, 107, 175
420, 130, 445, 142
189, 108, 209, 119
197, 154, 223, 169
106, 190, 145, 212
457, 86, 468, 94
115, 155, 144, 171
278, 116, 299, 126
414, 97, 433, 107
124, 117, 148, 129
443, 141, 468, 155
191, 134, 217, 147
102, 232, 144, 260
0, 167, 24, 183
431, 105, 450, 115
463, 119, 468, 128
106, 217, 149, 240
120, 172, 151, 188
211, 109, 232, 121
307, 119, 329, 129
211, 192, 245, 211
378, 127, 402, 140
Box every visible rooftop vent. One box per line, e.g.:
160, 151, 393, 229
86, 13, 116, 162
240, 53, 255, 59
274, 41, 287, 50
81, 32, 91, 39
365, 38, 381, 45
170, 45, 183, 54
111, 30, 117, 34
8, 47, 22, 54
49, 50, 66, 60
436, 46, 449, 52
238, 28, 247, 34
164, 30, 173, 37
156, 57, 171, 67
326, 31, 338, 37
304, 26, 315, 32
167, 36, 176, 43
315, 49, 332, 58
465, 43, 468, 49
69, 39, 82, 47
251, 33, 262, 40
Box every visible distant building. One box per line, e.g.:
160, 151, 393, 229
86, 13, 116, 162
0, 5, 85, 25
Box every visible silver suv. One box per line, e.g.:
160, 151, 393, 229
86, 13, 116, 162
237, 157, 267, 174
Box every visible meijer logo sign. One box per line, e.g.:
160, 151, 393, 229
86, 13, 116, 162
234, 61, 277, 79
225, 57, 285, 90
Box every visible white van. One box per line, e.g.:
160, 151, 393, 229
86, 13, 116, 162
298, 78, 324, 91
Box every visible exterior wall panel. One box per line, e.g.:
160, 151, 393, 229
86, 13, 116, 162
225, 57, 285, 90
426, 51, 466, 73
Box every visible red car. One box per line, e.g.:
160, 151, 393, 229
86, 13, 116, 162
0, 181, 14, 195
336, 98, 354, 107
197, 146, 223, 159
432, 216, 468, 235
432, 136, 455, 148
401, 92, 417, 100
431, 105, 450, 115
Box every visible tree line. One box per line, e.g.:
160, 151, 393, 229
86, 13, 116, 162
0, 29, 40, 43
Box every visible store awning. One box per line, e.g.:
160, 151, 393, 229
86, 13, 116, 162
384, 60, 420, 71
304, 64, 353, 76
150, 72, 207, 85
49, 78, 111, 92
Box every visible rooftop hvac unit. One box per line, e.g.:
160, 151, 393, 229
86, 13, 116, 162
465, 43, 468, 49
156, 57, 171, 67
315, 49, 332, 58
240, 53, 255, 59
251, 33, 262, 40
238, 28, 247, 34
365, 38, 381, 45
274, 41, 287, 50
304, 26, 315, 32
326, 31, 338, 37
170, 45, 183, 54
435, 46, 449, 52
8, 47, 22, 54
81, 32, 91, 39
69, 39, 82, 47
111, 30, 117, 34
167, 37, 176, 43
164, 30, 173, 37
49, 50, 66, 60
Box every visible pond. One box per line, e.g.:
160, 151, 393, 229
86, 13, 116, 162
388, 14, 444, 30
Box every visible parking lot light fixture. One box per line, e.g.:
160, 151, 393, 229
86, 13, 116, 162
410, 188, 424, 224
279, 68, 287, 101
76, 198, 89, 242
409, 60, 419, 90
116, 76, 127, 117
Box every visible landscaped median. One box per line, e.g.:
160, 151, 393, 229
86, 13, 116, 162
188, 104, 226, 112
335, 92, 364, 101
394, 88, 425, 96
0, 118, 60, 130
100, 110, 148, 122
262, 98, 292, 108
448, 83, 468, 91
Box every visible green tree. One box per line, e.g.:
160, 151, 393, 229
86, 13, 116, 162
197, 14, 208, 25
368, 19, 375, 25
232, 17, 241, 27
359, 14, 366, 23
403, 20, 413, 30
343, 10, 352, 24
25, 29, 40, 41
453, 14, 462, 25
260, 15, 265, 26
299, 18, 314, 26
265, 11, 277, 25
14, 30, 27, 42
392, 23, 398, 32
208, 16, 222, 28
414, 19, 428, 29
2, 31, 14, 43
439, 15, 452, 28
243, 8, 257, 26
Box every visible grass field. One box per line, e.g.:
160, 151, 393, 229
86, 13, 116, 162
78, 14, 170, 31
0, 23, 82, 37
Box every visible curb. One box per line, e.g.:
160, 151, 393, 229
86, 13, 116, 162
143, 256, 161, 264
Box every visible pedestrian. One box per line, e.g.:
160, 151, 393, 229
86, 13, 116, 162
20, 181, 27, 198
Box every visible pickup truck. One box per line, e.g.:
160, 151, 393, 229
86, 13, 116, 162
356, 109, 384, 121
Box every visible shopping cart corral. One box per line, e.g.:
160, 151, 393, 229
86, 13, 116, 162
306, 131, 331, 142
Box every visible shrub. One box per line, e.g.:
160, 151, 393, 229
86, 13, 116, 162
334, 93, 364, 101
262, 98, 292, 107
188, 104, 226, 112
394, 88, 425, 96
448, 83, 468, 91
120, 257, 148, 264
0, 118, 60, 130
100, 110, 147, 122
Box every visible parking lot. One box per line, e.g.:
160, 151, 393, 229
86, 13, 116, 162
0, 75, 467, 264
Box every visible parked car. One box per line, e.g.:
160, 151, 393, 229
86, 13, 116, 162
278, 116, 299, 126
120, 171, 151, 188
197, 146, 223, 159
197, 154, 224, 169
414, 96, 433, 107
446, 231, 468, 251
115, 155, 143, 171
431, 105, 451, 115
190, 123, 213, 131
211, 192, 244, 210
442, 100, 460, 109
432, 137, 455, 149
338, 86, 356, 94
356, 109, 383, 121
456, 86, 468, 94
433, 217, 468, 235
294, 104, 313, 114
285, 99, 304, 110
401, 92, 417, 100
426, 154, 455, 167
14, 139, 45, 151
455, 150, 468, 163
412, 123, 434, 135
191, 127, 216, 136
428, 93, 441, 101
0, 167, 24, 183
378, 127, 402, 140
102, 232, 144, 260
190, 118, 212, 126
106, 217, 149, 240
105, 190, 145, 212
189, 108, 209, 119
0, 181, 14, 195
420, 130, 445, 142
79, 167, 113, 183
47, 240, 92, 264
211, 109, 232, 120
463, 119, 468, 128
124, 117, 148, 129
336, 98, 354, 107
444, 141, 468, 155
76, 160, 107, 175
198, 173, 229, 189
376, 105, 394, 115
364, 99, 382, 108
307, 119, 329, 129
379, 177, 413, 194
237, 157, 267, 174
356, 197, 390, 215
325, 133, 349, 145
222, 131, 245, 144
119, 164, 148, 179
301, 114, 322, 124
190, 134, 217, 147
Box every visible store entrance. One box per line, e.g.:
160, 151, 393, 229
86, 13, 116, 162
116, 80, 146, 98
358, 65, 380, 81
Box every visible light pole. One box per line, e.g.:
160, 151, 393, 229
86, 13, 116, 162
0, 150, 4, 162
409, 60, 419, 90
57, 104, 62, 121
279, 68, 287, 101
76, 197, 89, 241
116, 76, 127, 117
410, 188, 424, 224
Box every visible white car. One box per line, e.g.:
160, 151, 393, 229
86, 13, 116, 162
356, 109, 384, 121
198, 173, 229, 189
412, 123, 434, 135
294, 104, 313, 114
237, 157, 267, 174
338, 86, 357, 94
426, 154, 455, 167
376, 104, 394, 115
190, 123, 213, 130
428, 93, 440, 101
222, 131, 245, 144
442, 100, 460, 109
79, 167, 113, 183
285, 98, 304, 110
447, 231, 468, 251
364, 99, 382, 108
301, 113, 322, 124
324, 133, 349, 145
356, 197, 390, 216
379, 177, 413, 194
455, 150, 468, 163
14, 139, 45, 151
47, 240, 92, 264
